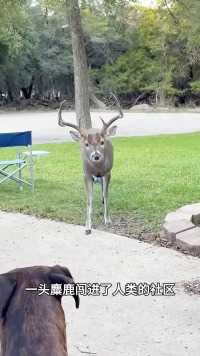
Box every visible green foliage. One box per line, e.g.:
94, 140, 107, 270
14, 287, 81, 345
0, 1, 27, 58
0, 0, 200, 104
95, 6, 179, 101
0, 2, 73, 99
190, 81, 200, 94
91, 1, 200, 104
98, 48, 158, 93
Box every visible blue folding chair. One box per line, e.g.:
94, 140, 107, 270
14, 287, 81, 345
0, 131, 34, 191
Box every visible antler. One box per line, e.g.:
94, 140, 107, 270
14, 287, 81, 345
101, 93, 123, 134
58, 100, 80, 131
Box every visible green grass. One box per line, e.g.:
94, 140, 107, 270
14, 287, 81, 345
1, 133, 200, 233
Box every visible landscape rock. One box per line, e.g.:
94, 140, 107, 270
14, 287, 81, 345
163, 203, 200, 255
176, 228, 200, 257
165, 211, 192, 223
178, 203, 200, 215
163, 220, 195, 243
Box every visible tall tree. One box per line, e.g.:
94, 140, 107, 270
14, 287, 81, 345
67, 0, 91, 129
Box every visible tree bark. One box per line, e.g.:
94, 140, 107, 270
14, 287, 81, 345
6, 79, 13, 102
21, 76, 35, 99
67, 0, 92, 129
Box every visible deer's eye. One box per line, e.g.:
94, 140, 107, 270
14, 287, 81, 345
100, 140, 104, 146
85, 142, 89, 147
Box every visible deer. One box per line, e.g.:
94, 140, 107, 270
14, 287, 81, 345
58, 94, 123, 235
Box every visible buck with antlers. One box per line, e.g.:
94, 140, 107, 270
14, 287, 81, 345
58, 95, 123, 234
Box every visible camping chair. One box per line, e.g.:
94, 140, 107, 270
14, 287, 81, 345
0, 131, 34, 191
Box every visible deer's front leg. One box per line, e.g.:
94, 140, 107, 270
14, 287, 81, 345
102, 173, 111, 225
84, 175, 93, 235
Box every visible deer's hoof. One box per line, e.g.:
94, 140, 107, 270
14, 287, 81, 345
85, 229, 92, 235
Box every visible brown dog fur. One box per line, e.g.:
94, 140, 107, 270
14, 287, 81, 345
0, 265, 79, 356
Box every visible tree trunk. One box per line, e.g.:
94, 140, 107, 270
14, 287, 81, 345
21, 76, 34, 99
6, 80, 13, 102
159, 88, 166, 106
21, 87, 29, 99
27, 76, 34, 98
67, 0, 92, 129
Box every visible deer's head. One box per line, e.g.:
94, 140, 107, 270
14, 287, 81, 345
58, 94, 123, 164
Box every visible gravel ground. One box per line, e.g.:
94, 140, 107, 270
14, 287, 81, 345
1, 110, 200, 143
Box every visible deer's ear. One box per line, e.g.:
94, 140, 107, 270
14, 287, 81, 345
107, 125, 117, 137
0, 275, 16, 318
69, 130, 81, 142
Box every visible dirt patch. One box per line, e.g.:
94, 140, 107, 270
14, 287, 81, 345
96, 215, 200, 258
96, 215, 159, 243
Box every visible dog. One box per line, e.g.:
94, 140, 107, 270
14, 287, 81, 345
0, 265, 79, 356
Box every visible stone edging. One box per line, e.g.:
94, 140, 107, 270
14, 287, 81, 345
163, 203, 200, 256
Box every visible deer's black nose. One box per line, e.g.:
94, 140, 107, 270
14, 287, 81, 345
94, 155, 100, 161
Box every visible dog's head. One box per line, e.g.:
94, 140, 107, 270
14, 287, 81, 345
0, 265, 80, 320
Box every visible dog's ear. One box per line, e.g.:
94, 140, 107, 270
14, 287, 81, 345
49, 266, 79, 309
0, 275, 16, 318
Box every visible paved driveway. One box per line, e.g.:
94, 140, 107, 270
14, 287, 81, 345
1, 111, 200, 143
0, 211, 200, 356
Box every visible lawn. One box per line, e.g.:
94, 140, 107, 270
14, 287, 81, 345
1, 133, 200, 235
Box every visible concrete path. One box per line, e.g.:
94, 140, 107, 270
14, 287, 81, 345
1, 111, 200, 143
0, 211, 200, 356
